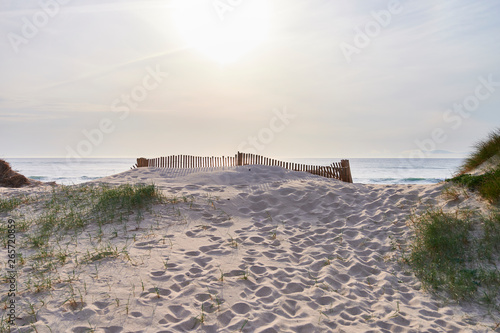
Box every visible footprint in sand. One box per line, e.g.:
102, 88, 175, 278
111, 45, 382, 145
199, 244, 220, 253
193, 256, 213, 268
282, 299, 300, 317
149, 270, 171, 281
231, 302, 251, 314
130, 311, 143, 318
217, 310, 236, 326
249, 200, 269, 212
281, 282, 304, 294
101, 326, 123, 333
238, 207, 251, 215
167, 305, 192, 320
249, 265, 266, 275
93, 301, 109, 310
255, 286, 273, 298
134, 240, 158, 249
142, 287, 171, 299
249, 236, 265, 243
189, 267, 203, 277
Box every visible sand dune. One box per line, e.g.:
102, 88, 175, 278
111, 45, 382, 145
1, 166, 496, 332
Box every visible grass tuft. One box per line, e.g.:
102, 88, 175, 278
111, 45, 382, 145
460, 128, 500, 174
21, 184, 164, 247
0, 195, 31, 212
448, 168, 500, 203
405, 209, 500, 303
93, 184, 161, 213
449, 128, 500, 203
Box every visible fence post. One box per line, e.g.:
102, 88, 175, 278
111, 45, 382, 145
341, 160, 353, 183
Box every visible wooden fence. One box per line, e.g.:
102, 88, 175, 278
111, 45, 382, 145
133, 152, 353, 183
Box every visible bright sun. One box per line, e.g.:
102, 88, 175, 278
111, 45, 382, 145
172, 0, 272, 64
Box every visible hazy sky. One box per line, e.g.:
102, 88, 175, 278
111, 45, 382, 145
1, 0, 499, 159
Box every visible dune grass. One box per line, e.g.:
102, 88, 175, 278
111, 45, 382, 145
0, 196, 30, 213
445, 128, 500, 204
405, 209, 500, 305
449, 169, 500, 203
405, 130, 500, 308
0, 183, 164, 252
21, 184, 164, 249
0, 183, 168, 331
459, 128, 500, 174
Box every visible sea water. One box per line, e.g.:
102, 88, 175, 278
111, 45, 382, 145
289, 158, 464, 184
3, 157, 464, 185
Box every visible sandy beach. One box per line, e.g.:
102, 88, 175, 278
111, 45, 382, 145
1, 165, 497, 332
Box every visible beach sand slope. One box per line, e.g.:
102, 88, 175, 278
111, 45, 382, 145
1, 166, 496, 332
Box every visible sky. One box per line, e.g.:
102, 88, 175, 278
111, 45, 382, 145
1, 0, 499, 159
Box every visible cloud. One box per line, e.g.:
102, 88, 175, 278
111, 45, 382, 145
1, 0, 499, 157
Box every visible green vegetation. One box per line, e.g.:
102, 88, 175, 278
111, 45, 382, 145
405, 209, 500, 304
0, 183, 167, 331
93, 183, 161, 215
448, 168, 500, 203
0, 195, 31, 213
404, 129, 500, 312
20, 184, 163, 248
0, 183, 164, 272
460, 128, 500, 174
445, 128, 500, 203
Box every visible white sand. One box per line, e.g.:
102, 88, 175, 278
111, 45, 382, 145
1, 166, 497, 332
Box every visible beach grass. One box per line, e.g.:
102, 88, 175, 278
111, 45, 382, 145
405, 209, 500, 304
15, 184, 163, 249
459, 128, 500, 174
0, 195, 33, 213
448, 169, 500, 203
0, 183, 165, 273
406, 128, 500, 305
445, 128, 500, 203
0, 183, 168, 331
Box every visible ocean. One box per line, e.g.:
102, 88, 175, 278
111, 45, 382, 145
2, 157, 464, 185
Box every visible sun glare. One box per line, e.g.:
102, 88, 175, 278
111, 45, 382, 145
172, 0, 272, 64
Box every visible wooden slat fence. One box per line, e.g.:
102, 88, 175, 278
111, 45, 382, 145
133, 152, 353, 183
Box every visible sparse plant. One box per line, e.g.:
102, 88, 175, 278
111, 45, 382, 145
318, 310, 328, 324
227, 234, 238, 248
240, 319, 249, 331
218, 268, 225, 282
214, 295, 223, 312
27, 301, 38, 322
404, 208, 500, 304
240, 268, 250, 280
389, 301, 400, 318
323, 256, 332, 266
442, 186, 461, 201
270, 226, 278, 240
335, 229, 343, 244
193, 304, 206, 327
126, 294, 131, 315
